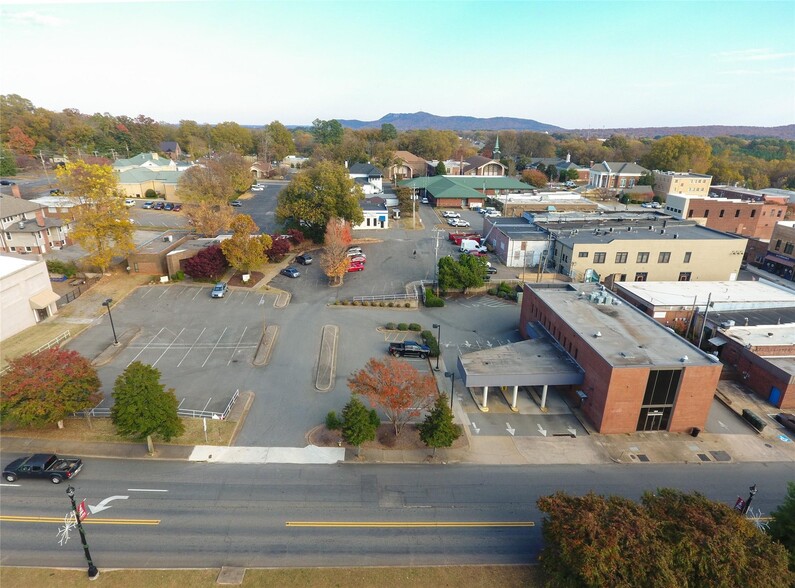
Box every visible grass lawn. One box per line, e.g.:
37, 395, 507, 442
0, 416, 237, 446
0, 565, 542, 587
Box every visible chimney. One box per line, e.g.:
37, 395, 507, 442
35, 209, 46, 227
11, 184, 22, 199
589, 160, 594, 168
566, 152, 571, 163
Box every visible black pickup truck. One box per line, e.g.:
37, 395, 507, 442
389, 341, 431, 359
3, 453, 83, 484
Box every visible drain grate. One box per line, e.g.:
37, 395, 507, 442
709, 450, 731, 462
636, 454, 650, 462
697, 453, 711, 462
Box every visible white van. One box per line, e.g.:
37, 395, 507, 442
459, 239, 487, 253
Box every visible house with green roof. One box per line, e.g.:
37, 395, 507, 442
399, 175, 532, 209
113, 152, 177, 173
117, 169, 183, 200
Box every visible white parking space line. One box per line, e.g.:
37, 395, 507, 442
178, 398, 186, 408
140, 287, 154, 298
158, 286, 172, 299
259, 294, 266, 305
223, 291, 233, 304
201, 397, 212, 411
151, 328, 185, 367
227, 326, 248, 366
239, 291, 250, 304
173, 286, 190, 298
192, 288, 203, 300
177, 327, 206, 367
202, 327, 228, 367
127, 328, 166, 366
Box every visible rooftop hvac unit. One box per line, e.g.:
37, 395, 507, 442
163, 235, 173, 242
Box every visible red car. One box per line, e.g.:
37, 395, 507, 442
347, 262, 365, 272
172, 204, 182, 212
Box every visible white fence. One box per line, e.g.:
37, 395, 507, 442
352, 293, 418, 303
74, 389, 241, 421
0, 330, 71, 377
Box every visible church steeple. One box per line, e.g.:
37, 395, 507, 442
493, 135, 501, 159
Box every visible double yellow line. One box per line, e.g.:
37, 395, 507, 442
286, 521, 534, 528
0, 515, 159, 526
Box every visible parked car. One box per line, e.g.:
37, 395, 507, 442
211, 282, 228, 298
280, 267, 301, 278
295, 254, 313, 265
349, 255, 366, 264
347, 250, 365, 259
421, 197, 429, 204
153, 202, 165, 210
0, 179, 15, 186
163, 202, 174, 211
775, 413, 795, 433
172, 204, 182, 212
347, 262, 365, 272
485, 265, 498, 274
484, 210, 501, 218
124, 199, 136, 207
388, 341, 430, 359
251, 185, 265, 192
479, 207, 496, 215
453, 219, 471, 227
143, 201, 154, 209
230, 200, 242, 207
347, 246, 363, 255
3, 453, 83, 484
442, 211, 460, 218
51, 189, 65, 196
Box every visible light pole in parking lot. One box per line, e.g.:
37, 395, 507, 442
433, 323, 441, 371
444, 371, 456, 409
102, 298, 119, 346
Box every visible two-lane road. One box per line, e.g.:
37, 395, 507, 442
1, 458, 792, 568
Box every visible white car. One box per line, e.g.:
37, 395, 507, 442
484, 210, 501, 218
454, 219, 470, 227
251, 185, 265, 192
124, 199, 136, 207
421, 197, 429, 204
442, 211, 460, 218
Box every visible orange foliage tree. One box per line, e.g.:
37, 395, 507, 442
320, 217, 351, 286
348, 357, 438, 436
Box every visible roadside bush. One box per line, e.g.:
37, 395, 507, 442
397, 323, 409, 331
388, 302, 394, 308
341, 300, 349, 306
379, 302, 385, 307
362, 301, 369, 306
326, 411, 342, 430
385, 322, 396, 330
170, 271, 185, 282
421, 330, 440, 358
352, 301, 360, 306
404, 302, 411, 308
145, 189, 158, 199
46, 259, 78, 278
409, 323, 422, 332
424, 288, 445, 307
488, 288, 497, 296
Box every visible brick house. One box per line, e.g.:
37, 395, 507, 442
386, 151, 429, 181
0, 196, 73, 254
588, 161, 650, 190
663, 194, 785, 240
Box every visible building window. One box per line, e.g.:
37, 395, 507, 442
658, 252, 671, 263
635, 272, 648, 281
593, 252, 606, 264
704, 209, 709, 217
615, 252, 628, 263
629, 179, 636, 187
619, 179, 626, 188
751, 209, 756, 218
4, 232, 10, 240
578, 251, 588, 258
719, 209, 725, 218
678, 272, 691, 281
636, 369, 682, 432
683, 252, 691, 263
735, 210, 740, 218
637, 252, 649, 263
688, 210, 693, 218
785, 243, 794, 255
25, 246, 32, 252
775, 239, 782, 251
778, 210, 783, 217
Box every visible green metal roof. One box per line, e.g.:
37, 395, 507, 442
399, 175, 530, 192
426, 177, 484, 200
118, 169, 182, 184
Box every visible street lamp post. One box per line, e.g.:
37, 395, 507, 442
741, 483, 758, 514
444, 371, 456, 409
433, 323, 441, 371
65, 485, 99, 580
102, 298, 119, 346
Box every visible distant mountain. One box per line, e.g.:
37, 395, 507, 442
568, 125, 795, 140
337, 111, 563, 132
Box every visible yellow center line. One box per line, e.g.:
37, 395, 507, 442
0, 515, 160, 526
286, 521, 535, 528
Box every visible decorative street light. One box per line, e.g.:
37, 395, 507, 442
432, 323, 441, 371
102, 298, 119, 346
65, 485, 99, 580
741, 483, 758, 514
444, 370, 456, 409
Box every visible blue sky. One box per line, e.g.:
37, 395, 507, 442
0, 0, 793, 128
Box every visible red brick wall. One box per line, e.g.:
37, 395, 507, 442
735, 350, 795, 409
667, 364, 722, 432
686, 201, 785, 239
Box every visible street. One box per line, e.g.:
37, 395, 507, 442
0, 458, 792, 568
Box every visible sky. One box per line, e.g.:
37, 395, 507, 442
0, 0, 794, 129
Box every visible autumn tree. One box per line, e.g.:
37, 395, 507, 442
642, 134, 712, 173
182, 244, 228, 280
348, 357, 437, 437
111, 361, 184, 453
340, 396, 378, 455
521, 168, 548, 188
764, 481, 795, 571
56, 161, 134, 272
7, 126, 36, 154
418, 394, 460, 455
319, 217, 351, 286
276, 161, 363, 242
220, 214, 272, 273
0, 348, 100, 428
265, 234, 291, 260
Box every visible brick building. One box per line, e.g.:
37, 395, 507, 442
588, 161, 650, 190
0, 196, 73, 254
517, 283, 722, 433
652, 171, 712, 199
663, 194, 785, 240
763, 221, 795, 280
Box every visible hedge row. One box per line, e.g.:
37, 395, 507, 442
424, 288, 445, 307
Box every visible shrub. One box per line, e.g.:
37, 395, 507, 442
326, 411, 342, 430
409, 323, 422, 332
488, 288, 497, 296
421, 330, 440, 357
369, 409, 380, 429
424, 288, 445, 307
46, 259, 78, 278
341, 300, 349, 306
379, 302, 385, 307
170, 271, 185, 282
397, 323, 409, 331
404, 302, 411, 308
286, 228, 305, 245
388, 302, 394, 308
352, 301, 360, 306
386, 322, 396, 330
145, 188, 158, 199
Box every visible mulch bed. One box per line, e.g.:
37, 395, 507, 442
308, 423, 467, 451
228, 271, 264, 287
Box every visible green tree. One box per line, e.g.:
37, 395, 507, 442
0, 348, 100, 428
438, 254, 487, 293
265, 120, 295, 161
642, 134, 712, 173
312, 119, 344, 145
768, 481, 795, 571
380, 123, 397, 142
564, 168, 580, 182
210, 121, 254, 154
276, 161, 363, 242
340, 396, 377, 455
220, 214, 272, 272
418, 394, 460, 455
637, 171, 655, 186
435, 161, 447, 176
111, 361, 184, 453
56, 161, 134, 273
0, 145, 17, 175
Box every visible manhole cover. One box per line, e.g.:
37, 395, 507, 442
697, 453, 711, 462
636, 454, 650, 462
709, 450, 731, 462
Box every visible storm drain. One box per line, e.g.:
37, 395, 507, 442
709, 450, 731, 462
635, 454, 650, 462
697, 453, 711, 462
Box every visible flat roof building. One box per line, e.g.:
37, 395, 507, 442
663, 194, 785, 240
652, 171, 712, 199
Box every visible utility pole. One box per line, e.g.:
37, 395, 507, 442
697, 292, 713, 348
39, 150, 52, 188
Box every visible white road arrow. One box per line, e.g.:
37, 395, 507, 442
88, 495, 129, 515
463, 341, 472, 348
470, 422, 480, 434
506, 422, 515, 436
537, 424, 547, 437
567, 428, 577, 437
486, 340, 493, 348
718, 420, 729, 430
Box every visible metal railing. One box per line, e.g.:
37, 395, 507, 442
0, 330, 72, 377
352, 293, 418, 302
72, 389, 241, 421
